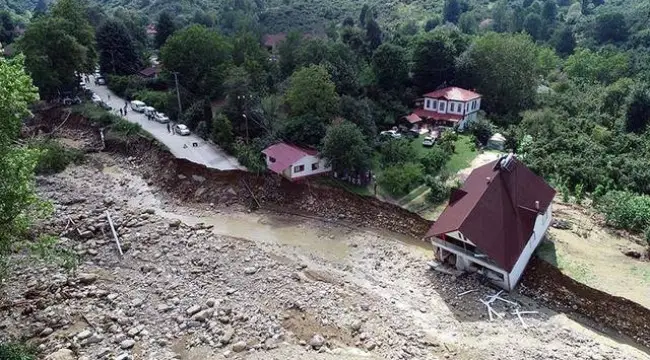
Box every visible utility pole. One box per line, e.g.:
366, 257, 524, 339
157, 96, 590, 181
172, 72, 182, 122
243, 114, 249, 144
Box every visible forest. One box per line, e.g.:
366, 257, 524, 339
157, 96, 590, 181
2, 0, 650, 237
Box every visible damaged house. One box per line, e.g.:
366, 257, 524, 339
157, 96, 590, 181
424, 154, 556, 290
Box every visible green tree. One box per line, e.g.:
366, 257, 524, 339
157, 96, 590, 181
359, 4, 370, 26
491, 0, 509, 33
564, 48, 629, 84
523, 13, 543, 41
377, 163, 424, 196
443, 0, 462, 24
50, 0, 96, 72
0, 55, 42, 257
339, 96, 377, 139
285, 64, 339, 119
458, 13, 478, 34
0, 11, 15, 45
541, 0, 558, 24
425, 174, 451, 204
552, 26, 576, 56
510, 5, 526, 32
412, 30, 464, 92
624, 84, 650, 133
365, 18, 382, 51
321, 121, 372, 173
155, 11, 176, 49
19, 17, 88, 97
96, 18, 141, 75
468, 118, 494, 145
379, 139, 417, 167
279, 30, 302, 78
212, 113, 234, 151
425, 17, 441, 32
371, 43, 408, 91
420, 147, 449, 174
594, 12, 628, 44
282, 114, 327, 146
458, 33, 538, 116
160, 25, 232, 98
33, 0, 48, 16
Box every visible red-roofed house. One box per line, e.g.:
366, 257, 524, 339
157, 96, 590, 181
404, 87, 482, 132
424, 154, 556, 290
262, 142, 332, 181
146, 24, 157, 37
262, 33, 287, 52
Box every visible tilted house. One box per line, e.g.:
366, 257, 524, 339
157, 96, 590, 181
262, 142, 332, 181
424, 154, 556, 290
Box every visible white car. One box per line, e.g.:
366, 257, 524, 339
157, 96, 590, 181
422, 136, 435, 147
91, 93, 102, 104
130, 100, 146, 112
154, 112, 170, 123
174, 124, 190, 136
143, 106, 156, 118
380, 130, 402, 139
95, 77, 106, 85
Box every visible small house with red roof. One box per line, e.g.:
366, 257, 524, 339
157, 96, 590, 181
262, 142, 332, 181
146, 24, 157, 37
404, 87, 482, 132
424, 154, 555, 290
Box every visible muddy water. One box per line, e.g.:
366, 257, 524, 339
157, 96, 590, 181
102, 163, 432, 263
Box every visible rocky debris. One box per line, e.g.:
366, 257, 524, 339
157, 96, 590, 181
120, 339, 136, 349
243, 267, 257, 275
231, 341, 247, 352
45, 349, 75, 360
622, 248, 642, 259
552, 219, 572, 230
309, 334, 325, 349
77, 330, 92, 340
40, 327, 54, 337
78, 273, 98, 284
186, 305, 201, 316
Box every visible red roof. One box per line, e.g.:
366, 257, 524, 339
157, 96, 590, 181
263, 33, 287, 48
413, 108, 463, 122
405, 113, 422, 124
139, 66, 160, 77
262, 142, 318, 174
423, 87, 481, 102
426, 155, 556, 272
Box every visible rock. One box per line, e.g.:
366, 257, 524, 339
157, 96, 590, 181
115, 353, 131, 360
551, 219, 572, 230
131, 298, 144, 307
243, 267, 257, 275
192, 309, 214, 322
359, 332, 369, 341
622, 249, 642, 259
77, 329, 92, 340
220, 327, 235, 344
157, 304, 172, 312
365, 341, 376, 351
186, 305, 201, 316
120, 339, 136, 349
107, 293, 119, 301
309, 334, 325, 349
169, 219, 181, 228
350, 320, 362, 332
127, 325, 143, 337
232, 341, 247, 353
40, 327, 54, 337
85, 333, 104, 345
206, 299, 217, 308
78, 273, 98, 285
45, 349, 75, 360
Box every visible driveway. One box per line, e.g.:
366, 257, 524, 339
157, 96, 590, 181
86, 76, 244, 171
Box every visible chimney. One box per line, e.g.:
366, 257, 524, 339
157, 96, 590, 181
486, 177, 491, 183
535, 201, 540, 211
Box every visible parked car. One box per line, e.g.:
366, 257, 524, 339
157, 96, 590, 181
422, 136, 435, 147
154, 112, 170, 123
95, 77, 106, 85
380, 129, 402, 139
143, 106, 156, 119
131, 100, 146, 112
91, 93, 102, 104
174, 124, 191, 136
79, 79, 87, 89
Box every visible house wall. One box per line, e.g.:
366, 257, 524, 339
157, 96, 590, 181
507, 204, 553, 289
289, 154, 332, 180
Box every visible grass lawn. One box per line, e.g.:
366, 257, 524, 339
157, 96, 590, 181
316, 177, 373, 197
445, 135, 477, 173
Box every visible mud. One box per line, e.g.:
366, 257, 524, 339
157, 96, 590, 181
27, 107, 650, 351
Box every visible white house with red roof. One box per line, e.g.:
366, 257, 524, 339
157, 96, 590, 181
262, 142, 332, 181
405, 87, 482, 131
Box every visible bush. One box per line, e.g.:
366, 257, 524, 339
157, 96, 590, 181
379, 139, 417, 167
425, 175, 451, 204
420, 147, 450, 174
212, 113, 234, 151
108, 75, 145, 98
0, 342, 37, 360
111, 119, 142, 137
71, 104, 120, 126
468, 118, 494, 146
233, 140, 265, 173
29, 140, 84, 175
377, 162, 424, 196
597, 191, 650, 232
645, 227, 650, 246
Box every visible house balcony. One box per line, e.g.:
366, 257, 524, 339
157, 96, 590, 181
430, 237, 501, 268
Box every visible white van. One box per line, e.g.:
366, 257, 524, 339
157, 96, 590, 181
131, 100, 146, 112
143, 106, 155, 118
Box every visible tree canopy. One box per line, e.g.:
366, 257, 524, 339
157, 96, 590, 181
321, 121, 372, 173
96, 18, 141, 75
285, 64, 339, 120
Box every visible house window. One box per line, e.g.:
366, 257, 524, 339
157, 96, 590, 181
269, 157, 276, 163
439, 102, 446, 112
450, 103, 455, 112
294, 165, 304, 173
312, 163, 319, 171
425, 99, 431, 109
432, 100, 437, 110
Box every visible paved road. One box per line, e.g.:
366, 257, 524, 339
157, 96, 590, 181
86, 76, 244, 171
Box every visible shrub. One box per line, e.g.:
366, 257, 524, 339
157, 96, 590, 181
108, 75, 145, 98
29, 140, 84, 175
0, 342, 37, 360
425, 174, 451, 204
420, 146, 450, 174
212, 113, 234, 151
233, 140, 265, 173
377, 162, 424, 196
111, 119, 142, 137
645, 227, 650, 246
379, 139, 417, 167
597, 191, 650, 232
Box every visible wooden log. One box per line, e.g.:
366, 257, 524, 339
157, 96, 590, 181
106, 211, 123, 257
